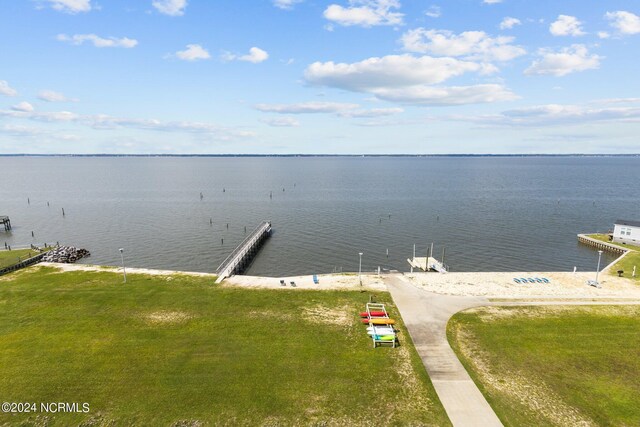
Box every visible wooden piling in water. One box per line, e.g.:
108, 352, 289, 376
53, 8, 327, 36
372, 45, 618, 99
0, 216, 11, 231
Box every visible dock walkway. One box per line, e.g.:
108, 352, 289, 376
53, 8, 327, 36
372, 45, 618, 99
1, 216, 11, 232
215, 221, 271, 283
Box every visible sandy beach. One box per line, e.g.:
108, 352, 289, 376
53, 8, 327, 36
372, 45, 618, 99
223, 273, 388, 291
31, 262, 639, 299
406, 271, 640, 299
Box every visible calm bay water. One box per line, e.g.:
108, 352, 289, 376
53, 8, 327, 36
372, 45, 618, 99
1, 156, 638, 276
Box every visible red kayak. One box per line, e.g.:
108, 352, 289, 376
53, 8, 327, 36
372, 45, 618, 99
359, 311, 387, 318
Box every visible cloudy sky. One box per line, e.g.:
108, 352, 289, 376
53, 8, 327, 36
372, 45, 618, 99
1, 0, 639, 154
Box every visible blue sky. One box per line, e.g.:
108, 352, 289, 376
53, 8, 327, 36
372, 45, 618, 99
0, 0, 639, 154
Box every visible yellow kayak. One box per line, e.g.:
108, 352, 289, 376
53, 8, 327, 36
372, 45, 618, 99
362, 318, 395, 325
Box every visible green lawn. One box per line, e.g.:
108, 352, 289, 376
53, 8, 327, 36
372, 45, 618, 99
448, 305, 640, 427
0, 248, 40, 269
613, 251, 640, 282
585, 235, 639, 281
0, 266, 450, 426
586, 234, 640, 251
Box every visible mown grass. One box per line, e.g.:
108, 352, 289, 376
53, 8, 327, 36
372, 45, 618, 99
448, 305, 640, 426
586, 234, 640, 251
585, 235, 640, 281
0, 266, 449, 426
0, 249, 40, 269
613, 251, 640, 282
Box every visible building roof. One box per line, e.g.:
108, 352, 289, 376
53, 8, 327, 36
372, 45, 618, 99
615, 219, 640, 227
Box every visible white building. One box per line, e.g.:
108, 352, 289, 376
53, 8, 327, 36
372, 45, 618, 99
613, 219, 640, 245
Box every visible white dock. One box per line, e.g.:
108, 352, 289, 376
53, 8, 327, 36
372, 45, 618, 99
215, 221, 272, 283
408, 257, 448, 273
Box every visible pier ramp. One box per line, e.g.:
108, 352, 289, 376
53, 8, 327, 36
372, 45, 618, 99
215, 221, 272, 283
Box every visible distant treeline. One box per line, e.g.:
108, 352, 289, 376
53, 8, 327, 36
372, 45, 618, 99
1, 154, 639, 158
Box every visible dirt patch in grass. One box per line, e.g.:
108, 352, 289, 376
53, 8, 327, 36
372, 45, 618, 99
143, 311, 193, 325
245, 310, 295, 322
454, 324, 595, 426
301, 305, 352, 326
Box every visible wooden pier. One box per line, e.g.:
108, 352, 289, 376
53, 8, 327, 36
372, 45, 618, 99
215, 221, 272, 283
1, 216, 11, 232
408, 256, 448, 273
577, 234, 628, 254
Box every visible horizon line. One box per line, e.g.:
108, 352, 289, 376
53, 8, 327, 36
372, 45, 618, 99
0, 153, 639, 158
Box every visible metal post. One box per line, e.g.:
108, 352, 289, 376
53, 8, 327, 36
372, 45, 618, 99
595, 250, 603, 284
358, 252, 363, 286
411, 243, 415, 273
119, 248, 127, 283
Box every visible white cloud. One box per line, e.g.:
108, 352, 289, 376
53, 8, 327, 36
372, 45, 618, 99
240, 47, 269, 63
525, 45, 601, 77
222, 47, 269, 63
174, 44, 211, 61
323, 0, 403, 28
499, 17, 521, 30
0, 124, 79, 141
425, 5, 441, 18
1, 109, 79, 122
255, 102, 359, 114
38, 90, 77, 102
273, 0, 303, 10
605, 11, 640, 35
57, 34, 138, 48
304, 54, 516, 105
462, 101, 640, 127
598, 31, 610, 39
261, 117, 300, 127
400, 29, 525, 62
483, 0, 502, 4
549, 15, 585, 37
305, 54, 492, 90
11, 102, 34, 112
255, 102, 404, 119
338, 107, 404, 117
152, 0, 187, 16
0, 80, 18, 97
44, 0, 92, 14
371, 84, 517, 105
0, 109, 254, 140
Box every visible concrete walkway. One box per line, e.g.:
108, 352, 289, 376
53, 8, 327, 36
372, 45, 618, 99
384, 275, 503, 427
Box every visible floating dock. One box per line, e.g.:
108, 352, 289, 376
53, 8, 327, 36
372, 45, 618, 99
408, 256, 448, 273
215, 221, 272, 283
1, 216, 11, 232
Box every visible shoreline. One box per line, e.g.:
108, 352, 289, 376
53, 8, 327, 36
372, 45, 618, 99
31, 262, 640, 299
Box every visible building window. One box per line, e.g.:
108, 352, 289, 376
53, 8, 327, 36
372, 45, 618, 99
620, 227, 626, 235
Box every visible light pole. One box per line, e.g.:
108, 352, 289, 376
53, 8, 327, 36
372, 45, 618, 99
595, 250, 603, 284
119, 248, 127, 283
358, 252, 363, 286
411, 243, 416, 273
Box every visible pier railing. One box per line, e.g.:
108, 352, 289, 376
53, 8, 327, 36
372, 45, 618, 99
215, 221, 271, 282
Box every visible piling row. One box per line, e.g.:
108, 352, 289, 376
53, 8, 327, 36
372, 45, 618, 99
0, 216, 11, 232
